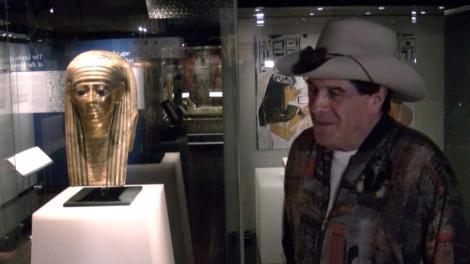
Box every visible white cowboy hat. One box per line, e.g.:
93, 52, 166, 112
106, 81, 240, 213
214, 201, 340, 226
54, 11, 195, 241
276, 19, 426, 102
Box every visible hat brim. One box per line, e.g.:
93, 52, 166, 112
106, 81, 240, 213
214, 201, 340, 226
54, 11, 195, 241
276, 51, 426, 102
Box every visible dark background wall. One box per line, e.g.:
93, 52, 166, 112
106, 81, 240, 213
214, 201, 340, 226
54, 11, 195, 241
445, 9, 470, 221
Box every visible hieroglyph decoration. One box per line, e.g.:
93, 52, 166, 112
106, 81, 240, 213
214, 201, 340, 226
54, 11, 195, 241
256, 34, 317, 150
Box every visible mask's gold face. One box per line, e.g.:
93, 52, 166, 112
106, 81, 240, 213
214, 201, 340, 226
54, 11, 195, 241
71, 80, 120, 126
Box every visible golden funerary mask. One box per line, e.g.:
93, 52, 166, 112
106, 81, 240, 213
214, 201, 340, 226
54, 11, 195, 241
65, 50, 137, 186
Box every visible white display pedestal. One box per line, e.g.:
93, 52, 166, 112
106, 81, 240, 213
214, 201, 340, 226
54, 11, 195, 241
255, 167, 285, 264
31, 185, 174, 264
127, 153, 193, 264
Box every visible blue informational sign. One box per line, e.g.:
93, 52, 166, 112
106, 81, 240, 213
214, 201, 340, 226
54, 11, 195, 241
8, 41, 67, 72
67, 37, 181, 66
8, 37, 181, 72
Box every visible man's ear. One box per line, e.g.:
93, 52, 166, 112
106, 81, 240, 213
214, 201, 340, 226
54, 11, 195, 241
371, 86, 387, 110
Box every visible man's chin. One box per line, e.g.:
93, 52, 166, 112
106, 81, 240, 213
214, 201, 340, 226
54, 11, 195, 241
314, 129, 346, 148
314, 135, 335, 149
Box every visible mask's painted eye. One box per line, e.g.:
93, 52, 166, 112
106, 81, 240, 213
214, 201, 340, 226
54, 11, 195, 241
96, 86, 109, 97
75, 89, 86, 96
96, 90, 105, 97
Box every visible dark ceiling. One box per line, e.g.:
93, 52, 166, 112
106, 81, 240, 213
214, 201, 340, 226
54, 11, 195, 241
0, 0, 223, 45
238, 0, 468, 7
0, 0, 468, 45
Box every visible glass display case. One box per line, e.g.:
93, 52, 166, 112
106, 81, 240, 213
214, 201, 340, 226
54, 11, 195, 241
0, 0, 240, 263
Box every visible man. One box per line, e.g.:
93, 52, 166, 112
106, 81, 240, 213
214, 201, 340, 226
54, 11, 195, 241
276, 19, 469, 263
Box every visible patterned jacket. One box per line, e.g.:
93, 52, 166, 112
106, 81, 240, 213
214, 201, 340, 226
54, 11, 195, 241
283, 115, 470, 263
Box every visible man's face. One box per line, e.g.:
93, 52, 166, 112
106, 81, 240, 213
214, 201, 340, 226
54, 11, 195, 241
306, 78, 383, 150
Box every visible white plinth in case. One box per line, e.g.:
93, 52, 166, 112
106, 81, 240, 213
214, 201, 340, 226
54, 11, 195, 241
31, 184, 174, 264
255, 167, 285, 264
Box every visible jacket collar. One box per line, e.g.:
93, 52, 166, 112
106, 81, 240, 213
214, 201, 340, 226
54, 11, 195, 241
307, 114, 398, 190
358, 114, 395, 153
341, 114, 398, 188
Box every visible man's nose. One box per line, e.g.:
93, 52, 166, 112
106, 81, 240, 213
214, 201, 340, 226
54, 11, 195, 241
309, 91, 330, 113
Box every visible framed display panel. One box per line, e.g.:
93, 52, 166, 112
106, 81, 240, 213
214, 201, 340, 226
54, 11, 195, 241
255, 34, 315, 149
